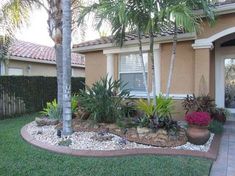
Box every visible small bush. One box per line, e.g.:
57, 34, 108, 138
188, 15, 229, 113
40, 99, 61, 119
211, 108, 230, 123
209, 120, 223, 134
182, 94, 215, 114
71, 94, 79, 114
78, 76, 131, 123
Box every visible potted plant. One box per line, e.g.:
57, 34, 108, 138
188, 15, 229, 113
211, 108, 230, 124
185, 112, 211, 145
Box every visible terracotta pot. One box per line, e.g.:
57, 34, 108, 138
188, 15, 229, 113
186, 125, 210, 145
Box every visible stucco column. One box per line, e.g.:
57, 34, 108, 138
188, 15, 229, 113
154, 49, 161, 95
194, 48, 211, 96
106, 53, 114, 80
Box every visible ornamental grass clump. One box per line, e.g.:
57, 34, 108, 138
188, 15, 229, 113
185, 112, 211, 127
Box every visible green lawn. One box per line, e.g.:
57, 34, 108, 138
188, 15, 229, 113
0, 113, 212, 176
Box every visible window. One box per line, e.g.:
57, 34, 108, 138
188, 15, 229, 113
119, 53, 148, 92
8, 68, 23, 76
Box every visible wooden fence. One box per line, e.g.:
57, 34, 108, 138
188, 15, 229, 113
0, 91, 26, 118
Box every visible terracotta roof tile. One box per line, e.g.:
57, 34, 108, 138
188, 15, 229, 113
9, 40, 85, 66
73, 24, 184, 49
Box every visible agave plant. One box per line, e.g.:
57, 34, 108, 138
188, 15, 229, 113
78, 76, 131, 123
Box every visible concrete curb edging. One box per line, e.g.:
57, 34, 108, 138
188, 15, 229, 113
21, 124, 221, 160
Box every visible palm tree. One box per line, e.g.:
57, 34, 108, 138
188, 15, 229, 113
0, 0, 40, 73
61, 0, 72, 135
31, 0, 84, 116
164, 0, 215, 97
78, 1, 163, 105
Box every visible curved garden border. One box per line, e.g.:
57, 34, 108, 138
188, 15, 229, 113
21, 123, 221, 160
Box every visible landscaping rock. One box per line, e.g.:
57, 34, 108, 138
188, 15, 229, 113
35, 117, 59, 126
91, 134, 114, 142
35, 117, 47, 126
137, 127, 151, 134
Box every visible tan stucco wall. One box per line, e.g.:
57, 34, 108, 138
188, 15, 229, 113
172, 100, 185, 120
210, 49, 215, 98
194, 48, 211, 95
84, 51, 107, 86
7, 59, 85, 77
161, 41, 195, 94
198, 13, 235, 39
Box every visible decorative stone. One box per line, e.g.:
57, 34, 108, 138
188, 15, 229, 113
106, 124, 117, 130
157, 134, 168, 141
58, 139, 72, 146
27, 121, 214, 151
90, 134, 114, 142
35, 117, 59, 126
156, 129, 168, 136
137, 127, 151, 134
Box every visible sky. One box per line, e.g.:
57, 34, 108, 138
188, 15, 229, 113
15, 7, 103, 47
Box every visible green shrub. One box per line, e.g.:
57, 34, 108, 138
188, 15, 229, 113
40, 99, 61, 119
156, 94, 174, 120
78, 76, 131, 123
211, 108, 230, 123
136, 99, 155, 119
136, 94, 177, 131
71, 94, 79, 114
209, 120, 223, 134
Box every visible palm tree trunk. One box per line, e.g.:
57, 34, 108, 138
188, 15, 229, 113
166, 22, 177, 97
55, 44, 63, 112
137, 29, 150, 105
47, 0, 63, 117
62, 0, 72, 135
149, 27, 157, 106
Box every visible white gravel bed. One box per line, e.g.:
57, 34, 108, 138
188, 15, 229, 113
26, 121, 214, 152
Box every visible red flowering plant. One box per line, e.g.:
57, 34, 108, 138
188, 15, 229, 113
185, 112, 211, 126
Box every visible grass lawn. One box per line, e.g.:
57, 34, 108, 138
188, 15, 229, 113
0, 113, 213, 176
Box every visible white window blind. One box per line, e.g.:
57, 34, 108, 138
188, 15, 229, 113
119, 53, 148, 92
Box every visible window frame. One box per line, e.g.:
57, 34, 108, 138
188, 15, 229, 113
118, 52, 148, 95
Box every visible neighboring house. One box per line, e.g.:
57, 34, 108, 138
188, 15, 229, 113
0, 40, 85, 77
73, 1, 235, 118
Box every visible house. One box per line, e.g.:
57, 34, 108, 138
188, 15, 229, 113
0, 40, 85, 77
72, 1, 235, 119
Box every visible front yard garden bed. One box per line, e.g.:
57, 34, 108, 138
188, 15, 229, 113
22, 119, 218, 158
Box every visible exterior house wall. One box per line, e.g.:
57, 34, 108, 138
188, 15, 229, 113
161, 41, 195, 94
210, 49, 216, 98
77, 11, 235, 120
198, 13, 235, 39
85, 51, 107, 86
7, 59, 85, 77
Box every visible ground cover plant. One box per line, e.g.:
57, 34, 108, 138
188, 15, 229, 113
0, 113, 212, 176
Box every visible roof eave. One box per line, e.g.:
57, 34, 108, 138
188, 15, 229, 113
73, 32, 196, 53
194, 3, 235, 16
9, 55, 85, 68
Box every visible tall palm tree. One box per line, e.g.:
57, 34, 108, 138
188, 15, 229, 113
32, 0, 83, 115
78, 0, 163, 105
164, 0, 215, 97
0, 0, 41, 74
62, 0, 72, 135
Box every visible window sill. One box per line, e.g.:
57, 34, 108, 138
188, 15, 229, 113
129, 92, 192, 100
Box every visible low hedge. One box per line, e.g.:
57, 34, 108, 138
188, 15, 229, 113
0, 76, 85, 119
